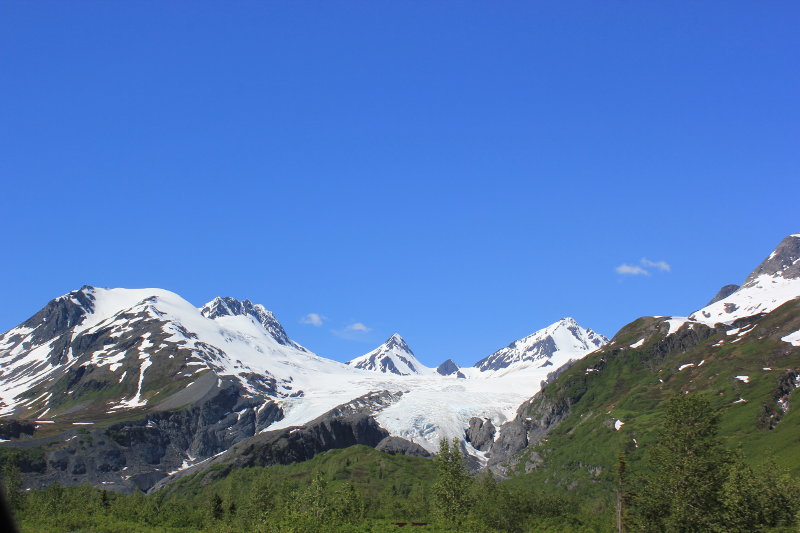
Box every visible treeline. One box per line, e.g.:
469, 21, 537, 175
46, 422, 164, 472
2, 395, 800, 532
2, 444, 603, 532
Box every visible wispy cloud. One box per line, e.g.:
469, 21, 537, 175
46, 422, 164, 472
641, 258, 671, 272
332, 322, 373, 341
615, 257, 672, 276
300, 313, 325, 327
615, 264, 650, 276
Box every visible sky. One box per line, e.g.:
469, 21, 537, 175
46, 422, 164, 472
1, 1, 798, 367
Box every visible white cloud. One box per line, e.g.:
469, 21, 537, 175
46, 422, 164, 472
616, 264, 650, 276
641, 258, 671, 272
345, 322, 371, 332
300, 313, 325, 327
616, 257, 672, 276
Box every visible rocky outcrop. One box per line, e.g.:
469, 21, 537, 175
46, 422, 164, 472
5, 378, 283, 493
197, 414, 389, 485
436, 359, 465, 378
375, 436, 431, 457
486, 385, 576, 475
744, 234, 800, 284
0, 419, 36, 440
465, 417, 495, 451
707, 284, 740, 305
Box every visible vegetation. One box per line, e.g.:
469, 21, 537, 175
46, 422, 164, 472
3, 396, 799, 532
2, 444, 604, 532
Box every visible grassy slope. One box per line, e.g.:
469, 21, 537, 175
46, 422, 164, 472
506, 300, 800, 500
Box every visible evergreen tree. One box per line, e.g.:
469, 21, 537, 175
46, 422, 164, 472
616, 451, 630, 533
631, 395, 731, 532
1, 450, 23, 515
100, 488, 110, 510
432, 438, 474, 529
210, 492, 224, 521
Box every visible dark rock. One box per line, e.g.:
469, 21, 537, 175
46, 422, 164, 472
0, 419, 36, 440
436, 359, 460, 376
375, 436, 431, 457
465, 417, 495, 451
743, 234, 800, 284
228, 414, 389, 472
707, 284, 740, 305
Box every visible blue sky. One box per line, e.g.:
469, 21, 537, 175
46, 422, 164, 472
1, 2, 798, 367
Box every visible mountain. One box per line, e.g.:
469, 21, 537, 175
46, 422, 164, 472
688, 233, 800, 325
484, 234, 800, 489
473, 317, 608, 374
0, 287, 323, 420
0, 286, 611, 491
346, 334, 430, 375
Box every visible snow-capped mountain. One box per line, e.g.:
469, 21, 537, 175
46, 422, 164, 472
199, 296, 308, 352
346, 334, 430, 375
688, 234, 800, 325
0, 285, 611, 491
473, 317, 608, 374
0, 287, 320, 419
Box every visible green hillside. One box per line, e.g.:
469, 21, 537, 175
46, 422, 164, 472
502, 299, 800, 503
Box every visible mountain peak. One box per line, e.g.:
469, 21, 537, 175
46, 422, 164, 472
689, 234, 800, 325
743, 233, 800, 285
346, 334, 427, 376
474, 318, 608, 373
385, 333, 412, 353
200, 296, 304, 350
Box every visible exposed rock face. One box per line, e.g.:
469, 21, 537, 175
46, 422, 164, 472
707, 284, 740, 305
206, 414, 390, 482
6, 378, 283, 493
744, 234, 800, 283
0, 419, 36, 440
375, 436, 431, 457
487, 386, 575, 474
311, 390, 404, 420
465, 417, 495, 451
436, 359, 465, 378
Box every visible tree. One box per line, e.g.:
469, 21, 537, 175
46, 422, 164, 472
1, 450, 23, 515
432, 438, 474, 529
210, 493, 224, 520
616, 451, 630, 533
720, 459, 800, 532
631, 395, 731, 532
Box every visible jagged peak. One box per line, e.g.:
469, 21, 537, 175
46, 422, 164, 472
383, 333, 413, 354
346, 333, 428, 375
200, 296, 304, 351
743, 233, 800, 285
473, 318, 607, 372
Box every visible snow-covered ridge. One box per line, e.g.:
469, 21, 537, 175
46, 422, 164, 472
686, 234, 800, 327
473, 317, 608, 375
200, 296, 308, 352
